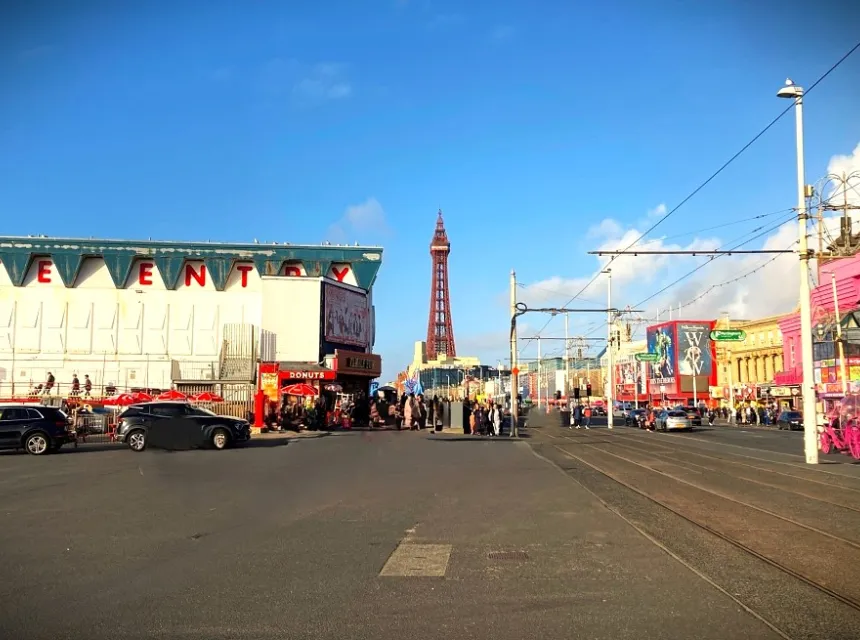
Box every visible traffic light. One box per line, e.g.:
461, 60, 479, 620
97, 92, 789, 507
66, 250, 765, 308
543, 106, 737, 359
574, 387, 580, 400
586, 383, 592, 397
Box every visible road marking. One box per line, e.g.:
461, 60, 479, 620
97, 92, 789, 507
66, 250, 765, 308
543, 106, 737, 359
379, 543, 452, 577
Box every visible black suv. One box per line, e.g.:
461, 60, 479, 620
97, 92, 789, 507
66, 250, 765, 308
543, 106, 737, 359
0, 404, 74, 455
116, 402, 251, 452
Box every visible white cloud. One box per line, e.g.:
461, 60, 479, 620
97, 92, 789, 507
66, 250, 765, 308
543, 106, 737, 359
292, 63, 352, 104
824, 142, 860, 207
517, 202, 797, 340
327, 198, 389, 243
258, 58, 352, 106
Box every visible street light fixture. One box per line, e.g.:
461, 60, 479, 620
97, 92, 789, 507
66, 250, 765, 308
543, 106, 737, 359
777, 77, 818, 464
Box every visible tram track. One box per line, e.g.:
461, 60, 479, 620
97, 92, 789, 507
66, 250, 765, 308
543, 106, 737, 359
550, 441, 860, 616
605, 437, 860, 515
620, 427, 860, 486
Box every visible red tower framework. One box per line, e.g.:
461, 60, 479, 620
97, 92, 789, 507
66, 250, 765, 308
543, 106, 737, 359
426, 209, 456, 360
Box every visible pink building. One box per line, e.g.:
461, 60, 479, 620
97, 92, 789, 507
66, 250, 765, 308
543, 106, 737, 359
775, 254, 860, 388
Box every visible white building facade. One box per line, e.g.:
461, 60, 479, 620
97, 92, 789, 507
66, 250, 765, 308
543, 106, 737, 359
0, 237, 382, 398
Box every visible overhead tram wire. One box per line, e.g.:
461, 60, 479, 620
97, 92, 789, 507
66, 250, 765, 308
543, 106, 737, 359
578, 211, 798, 339
672, 242, 796, 312
515, 207, 795, 303
522, 37, 860, 351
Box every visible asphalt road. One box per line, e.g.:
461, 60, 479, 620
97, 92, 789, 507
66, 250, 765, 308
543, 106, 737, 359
552, 412, 844, 459
0, 429, 790, 640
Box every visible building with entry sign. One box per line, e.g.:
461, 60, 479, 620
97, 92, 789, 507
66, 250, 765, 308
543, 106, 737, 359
0, 236, 384, 427
644, 320, 717, 406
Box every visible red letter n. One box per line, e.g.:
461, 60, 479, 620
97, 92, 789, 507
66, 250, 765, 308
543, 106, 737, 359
185, 263, 206, 287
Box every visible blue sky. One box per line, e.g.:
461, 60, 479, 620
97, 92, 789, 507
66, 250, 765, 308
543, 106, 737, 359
1, 1, 859, 381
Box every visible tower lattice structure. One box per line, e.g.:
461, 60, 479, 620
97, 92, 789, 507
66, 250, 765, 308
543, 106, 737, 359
426, 209, 456, 360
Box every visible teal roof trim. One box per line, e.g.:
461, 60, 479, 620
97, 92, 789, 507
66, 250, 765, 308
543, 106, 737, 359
102, 253, 135, 288
53, 253, 84, 287
207, 257, 233, 291
154, 256, 185, 290
0, 252, 33, 286
0, 237, 383, 290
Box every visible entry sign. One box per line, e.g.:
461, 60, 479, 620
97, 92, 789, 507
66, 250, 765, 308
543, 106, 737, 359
709, 329, 746, 342
635, 352, 659, 362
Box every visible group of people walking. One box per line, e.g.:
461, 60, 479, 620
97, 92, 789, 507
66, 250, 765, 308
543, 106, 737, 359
462, 399, 503, 436
395, 393, 444, 431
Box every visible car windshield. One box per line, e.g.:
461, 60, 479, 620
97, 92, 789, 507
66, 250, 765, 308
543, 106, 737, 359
782, 412, 802, 420
668, 411, 688, 418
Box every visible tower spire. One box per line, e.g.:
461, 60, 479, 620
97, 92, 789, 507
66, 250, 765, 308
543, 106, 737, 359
426, 208, 456, 360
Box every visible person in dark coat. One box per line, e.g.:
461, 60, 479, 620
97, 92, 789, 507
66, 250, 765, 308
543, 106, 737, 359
462, 400, 471, 434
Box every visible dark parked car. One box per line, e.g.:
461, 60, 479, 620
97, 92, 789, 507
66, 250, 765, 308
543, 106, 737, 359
0, 404, 74, 455
116, 402, 251, 452
625, 408, 647, 426
776, 411, 803, 431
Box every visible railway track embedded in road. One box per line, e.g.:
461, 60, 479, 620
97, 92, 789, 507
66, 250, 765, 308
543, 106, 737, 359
551, 439, 860, 617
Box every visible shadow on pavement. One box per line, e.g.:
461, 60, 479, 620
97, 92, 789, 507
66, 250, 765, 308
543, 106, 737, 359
427, 434, 531, 441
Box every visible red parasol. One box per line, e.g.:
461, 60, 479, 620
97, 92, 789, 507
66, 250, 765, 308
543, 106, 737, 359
191, 391, 224, 402
157, 389, 188, 401
132, 391, 153, 402
105, 392, 148, 406
280, 383, 319, 397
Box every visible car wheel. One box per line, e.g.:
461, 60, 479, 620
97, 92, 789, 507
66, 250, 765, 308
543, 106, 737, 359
127, 429, 146, 452
212, 428, 229, 450
25, 432, 50, 456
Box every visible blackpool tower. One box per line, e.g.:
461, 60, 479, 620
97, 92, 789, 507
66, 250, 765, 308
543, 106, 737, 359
426, 209, 456, 360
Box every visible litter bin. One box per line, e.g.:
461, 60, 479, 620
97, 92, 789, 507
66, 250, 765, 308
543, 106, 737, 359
560, 410, 571, 427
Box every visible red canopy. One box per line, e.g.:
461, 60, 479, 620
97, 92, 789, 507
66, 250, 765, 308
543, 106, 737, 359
191, 391, 224, 402
104, 392, 151, 406
280, 383, 319, 397
157, 389, 188, 401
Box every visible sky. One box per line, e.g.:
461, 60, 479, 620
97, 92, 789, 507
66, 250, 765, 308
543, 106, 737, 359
1, 1, 859, 382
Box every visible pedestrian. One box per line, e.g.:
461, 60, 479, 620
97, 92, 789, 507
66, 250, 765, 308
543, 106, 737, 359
43, 371, 55, 396
491, 401, 502, 436
462, 400, 472, 435
370, 398, 380, 429
417, 394, 428, 429
469, 403, 478, 435
83, 374, 92, 398
404, 393, 415, 430
434, 397, 444, 432
71, 374, 80, 396
572, 404, 583, 429
428, 395, 436, 429
583, 405, 592, 429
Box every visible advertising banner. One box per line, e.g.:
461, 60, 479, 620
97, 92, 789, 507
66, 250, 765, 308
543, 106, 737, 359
677, 323, 714, 379
616, 360, 646, 395
324, 284, 370, 347
647, 323, 677, 392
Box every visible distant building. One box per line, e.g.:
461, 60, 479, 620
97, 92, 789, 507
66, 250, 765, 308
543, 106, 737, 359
713, 314, 787, 406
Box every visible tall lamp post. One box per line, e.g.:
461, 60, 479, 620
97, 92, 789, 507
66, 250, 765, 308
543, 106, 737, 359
777, 78, 818, 464
604, 269, 615, 429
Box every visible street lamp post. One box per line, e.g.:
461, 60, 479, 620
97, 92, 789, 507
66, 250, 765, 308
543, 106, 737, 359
604, 269, 615, 429
777, 78, 818, 464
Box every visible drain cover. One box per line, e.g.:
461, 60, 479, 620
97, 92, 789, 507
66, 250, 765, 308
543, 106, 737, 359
488, 551, 529, 561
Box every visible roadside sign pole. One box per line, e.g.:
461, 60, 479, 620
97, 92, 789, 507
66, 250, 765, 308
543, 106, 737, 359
510, 270, 519, 438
